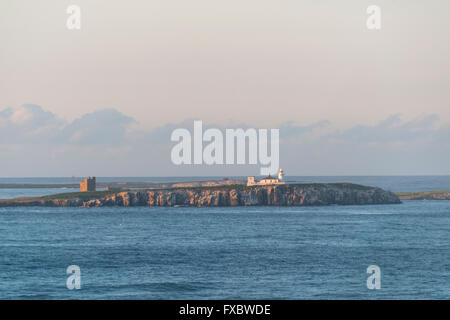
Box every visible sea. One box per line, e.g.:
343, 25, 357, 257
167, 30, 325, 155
0, 176, 449, 299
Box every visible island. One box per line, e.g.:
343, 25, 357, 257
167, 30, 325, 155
394, 190, 450, 200
0, 183, 401, 207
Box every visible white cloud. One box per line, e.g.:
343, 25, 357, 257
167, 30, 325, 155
328, 114, 443, 144
0, 104, 64, 144
57, 108, 136, 145
0, 106, 449, 176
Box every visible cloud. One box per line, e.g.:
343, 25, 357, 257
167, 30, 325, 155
0, 105, 138, 146
0, 104, 64, 144
139, 119, 331, 145
433, 124, 450, 144
329, 114, 441, 143
0, 105, 449, 175
58, 108, 136, 145
278, 120, 330, 138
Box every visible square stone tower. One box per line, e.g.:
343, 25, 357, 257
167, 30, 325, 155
80, 176, 96, 192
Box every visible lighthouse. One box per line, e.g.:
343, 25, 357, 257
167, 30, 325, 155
278, 168, 284, 181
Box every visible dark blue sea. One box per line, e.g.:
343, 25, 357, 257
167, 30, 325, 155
0, 176, 449, 299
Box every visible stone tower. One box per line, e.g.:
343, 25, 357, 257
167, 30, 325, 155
80, 176, 96, 192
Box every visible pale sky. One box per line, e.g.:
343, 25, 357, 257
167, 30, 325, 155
0, 1, 449, 176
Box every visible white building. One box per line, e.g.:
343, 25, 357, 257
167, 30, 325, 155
247, 169, 285, 186
278, 168, 284, 180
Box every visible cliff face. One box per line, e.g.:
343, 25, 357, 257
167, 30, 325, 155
0, 184, 400, 207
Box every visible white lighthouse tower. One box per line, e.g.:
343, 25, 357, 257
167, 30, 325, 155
278, 168, 284, 181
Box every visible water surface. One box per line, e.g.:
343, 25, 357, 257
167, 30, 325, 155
0, 201, 449, 299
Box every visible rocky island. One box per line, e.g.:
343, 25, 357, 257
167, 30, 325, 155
395, 190, 450, 200
0, 183, 400, 207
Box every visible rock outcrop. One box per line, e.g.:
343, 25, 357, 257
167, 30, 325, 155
0, 183, 401, 207
396, 191, 450, 200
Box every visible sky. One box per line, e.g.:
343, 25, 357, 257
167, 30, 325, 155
0, 1, 449, 176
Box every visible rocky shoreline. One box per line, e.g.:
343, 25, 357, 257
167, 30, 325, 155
0, 183, 401, 207
395, 190, 450, 200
